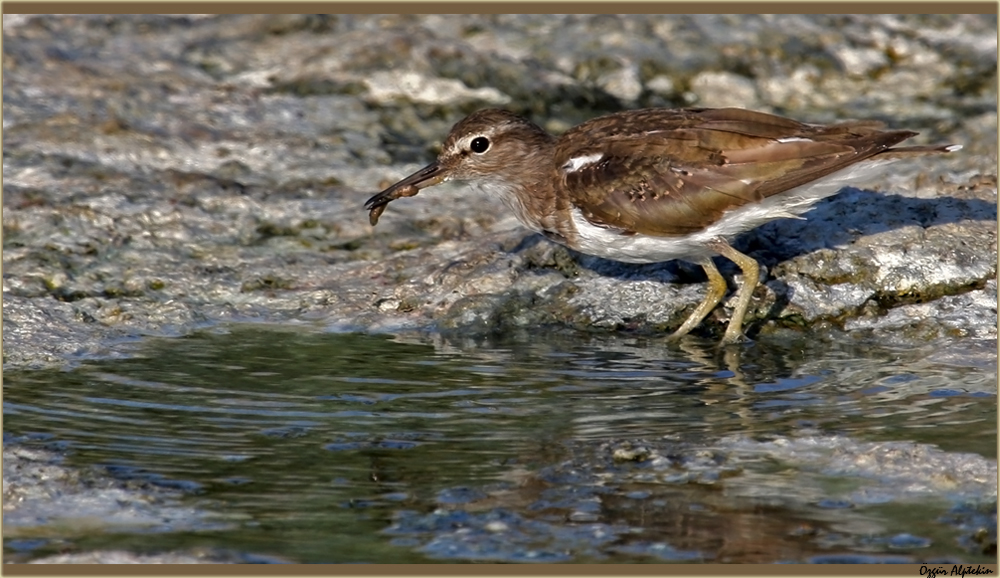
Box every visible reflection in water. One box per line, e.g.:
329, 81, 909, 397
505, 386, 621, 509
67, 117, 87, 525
3, 326, 996, 563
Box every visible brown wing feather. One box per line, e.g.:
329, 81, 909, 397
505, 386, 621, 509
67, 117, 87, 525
555, 108, 918, 237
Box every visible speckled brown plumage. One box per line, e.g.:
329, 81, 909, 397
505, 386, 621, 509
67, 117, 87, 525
553, 107, 919, 236
365, 107, 958, 343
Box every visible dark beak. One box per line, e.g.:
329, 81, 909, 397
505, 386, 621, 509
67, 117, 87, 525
364, 161, 447, 212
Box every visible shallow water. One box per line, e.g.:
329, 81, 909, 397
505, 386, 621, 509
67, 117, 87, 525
3, 326, 996, 563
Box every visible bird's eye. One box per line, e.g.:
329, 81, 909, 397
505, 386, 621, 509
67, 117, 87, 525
470, 136, 490, 154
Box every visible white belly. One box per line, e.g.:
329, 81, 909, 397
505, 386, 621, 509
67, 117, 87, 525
567, 159, 897, 264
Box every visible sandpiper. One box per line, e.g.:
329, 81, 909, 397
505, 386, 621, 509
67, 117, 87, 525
365, 107, 958, 344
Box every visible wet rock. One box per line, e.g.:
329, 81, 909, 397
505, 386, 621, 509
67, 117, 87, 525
28, 551, 226, 564
385, 507, 632, 562
2, 444, 223, 535
1, 15, 996, 563
380, 434, 996, 563
26, 549, 290, 564
688, 71, 761, 109
596, 63, 643, 104
363, 71, 511, 107
4, 14, 996, 371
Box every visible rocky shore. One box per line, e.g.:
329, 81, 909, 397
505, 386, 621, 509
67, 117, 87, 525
3, 13, 996, 564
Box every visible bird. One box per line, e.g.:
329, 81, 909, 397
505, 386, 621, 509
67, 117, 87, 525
364, 107, 959, 344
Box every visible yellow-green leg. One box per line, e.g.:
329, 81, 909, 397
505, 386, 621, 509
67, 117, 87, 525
669, 256, 729, 341
707, 238, 761, 345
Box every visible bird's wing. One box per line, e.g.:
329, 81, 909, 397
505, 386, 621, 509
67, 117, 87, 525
555, 107, 915, 236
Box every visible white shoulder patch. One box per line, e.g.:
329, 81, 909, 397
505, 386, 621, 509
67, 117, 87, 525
562, 153, 604, 173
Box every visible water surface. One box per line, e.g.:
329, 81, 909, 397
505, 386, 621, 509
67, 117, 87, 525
3, 326, 996, 563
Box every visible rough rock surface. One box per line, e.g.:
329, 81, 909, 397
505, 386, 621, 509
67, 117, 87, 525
2, 13, 996, 564
384, 435, 997, 563
3, 14, 996, 369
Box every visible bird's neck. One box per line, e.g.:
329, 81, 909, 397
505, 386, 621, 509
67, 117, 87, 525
471, 139, 565, 234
